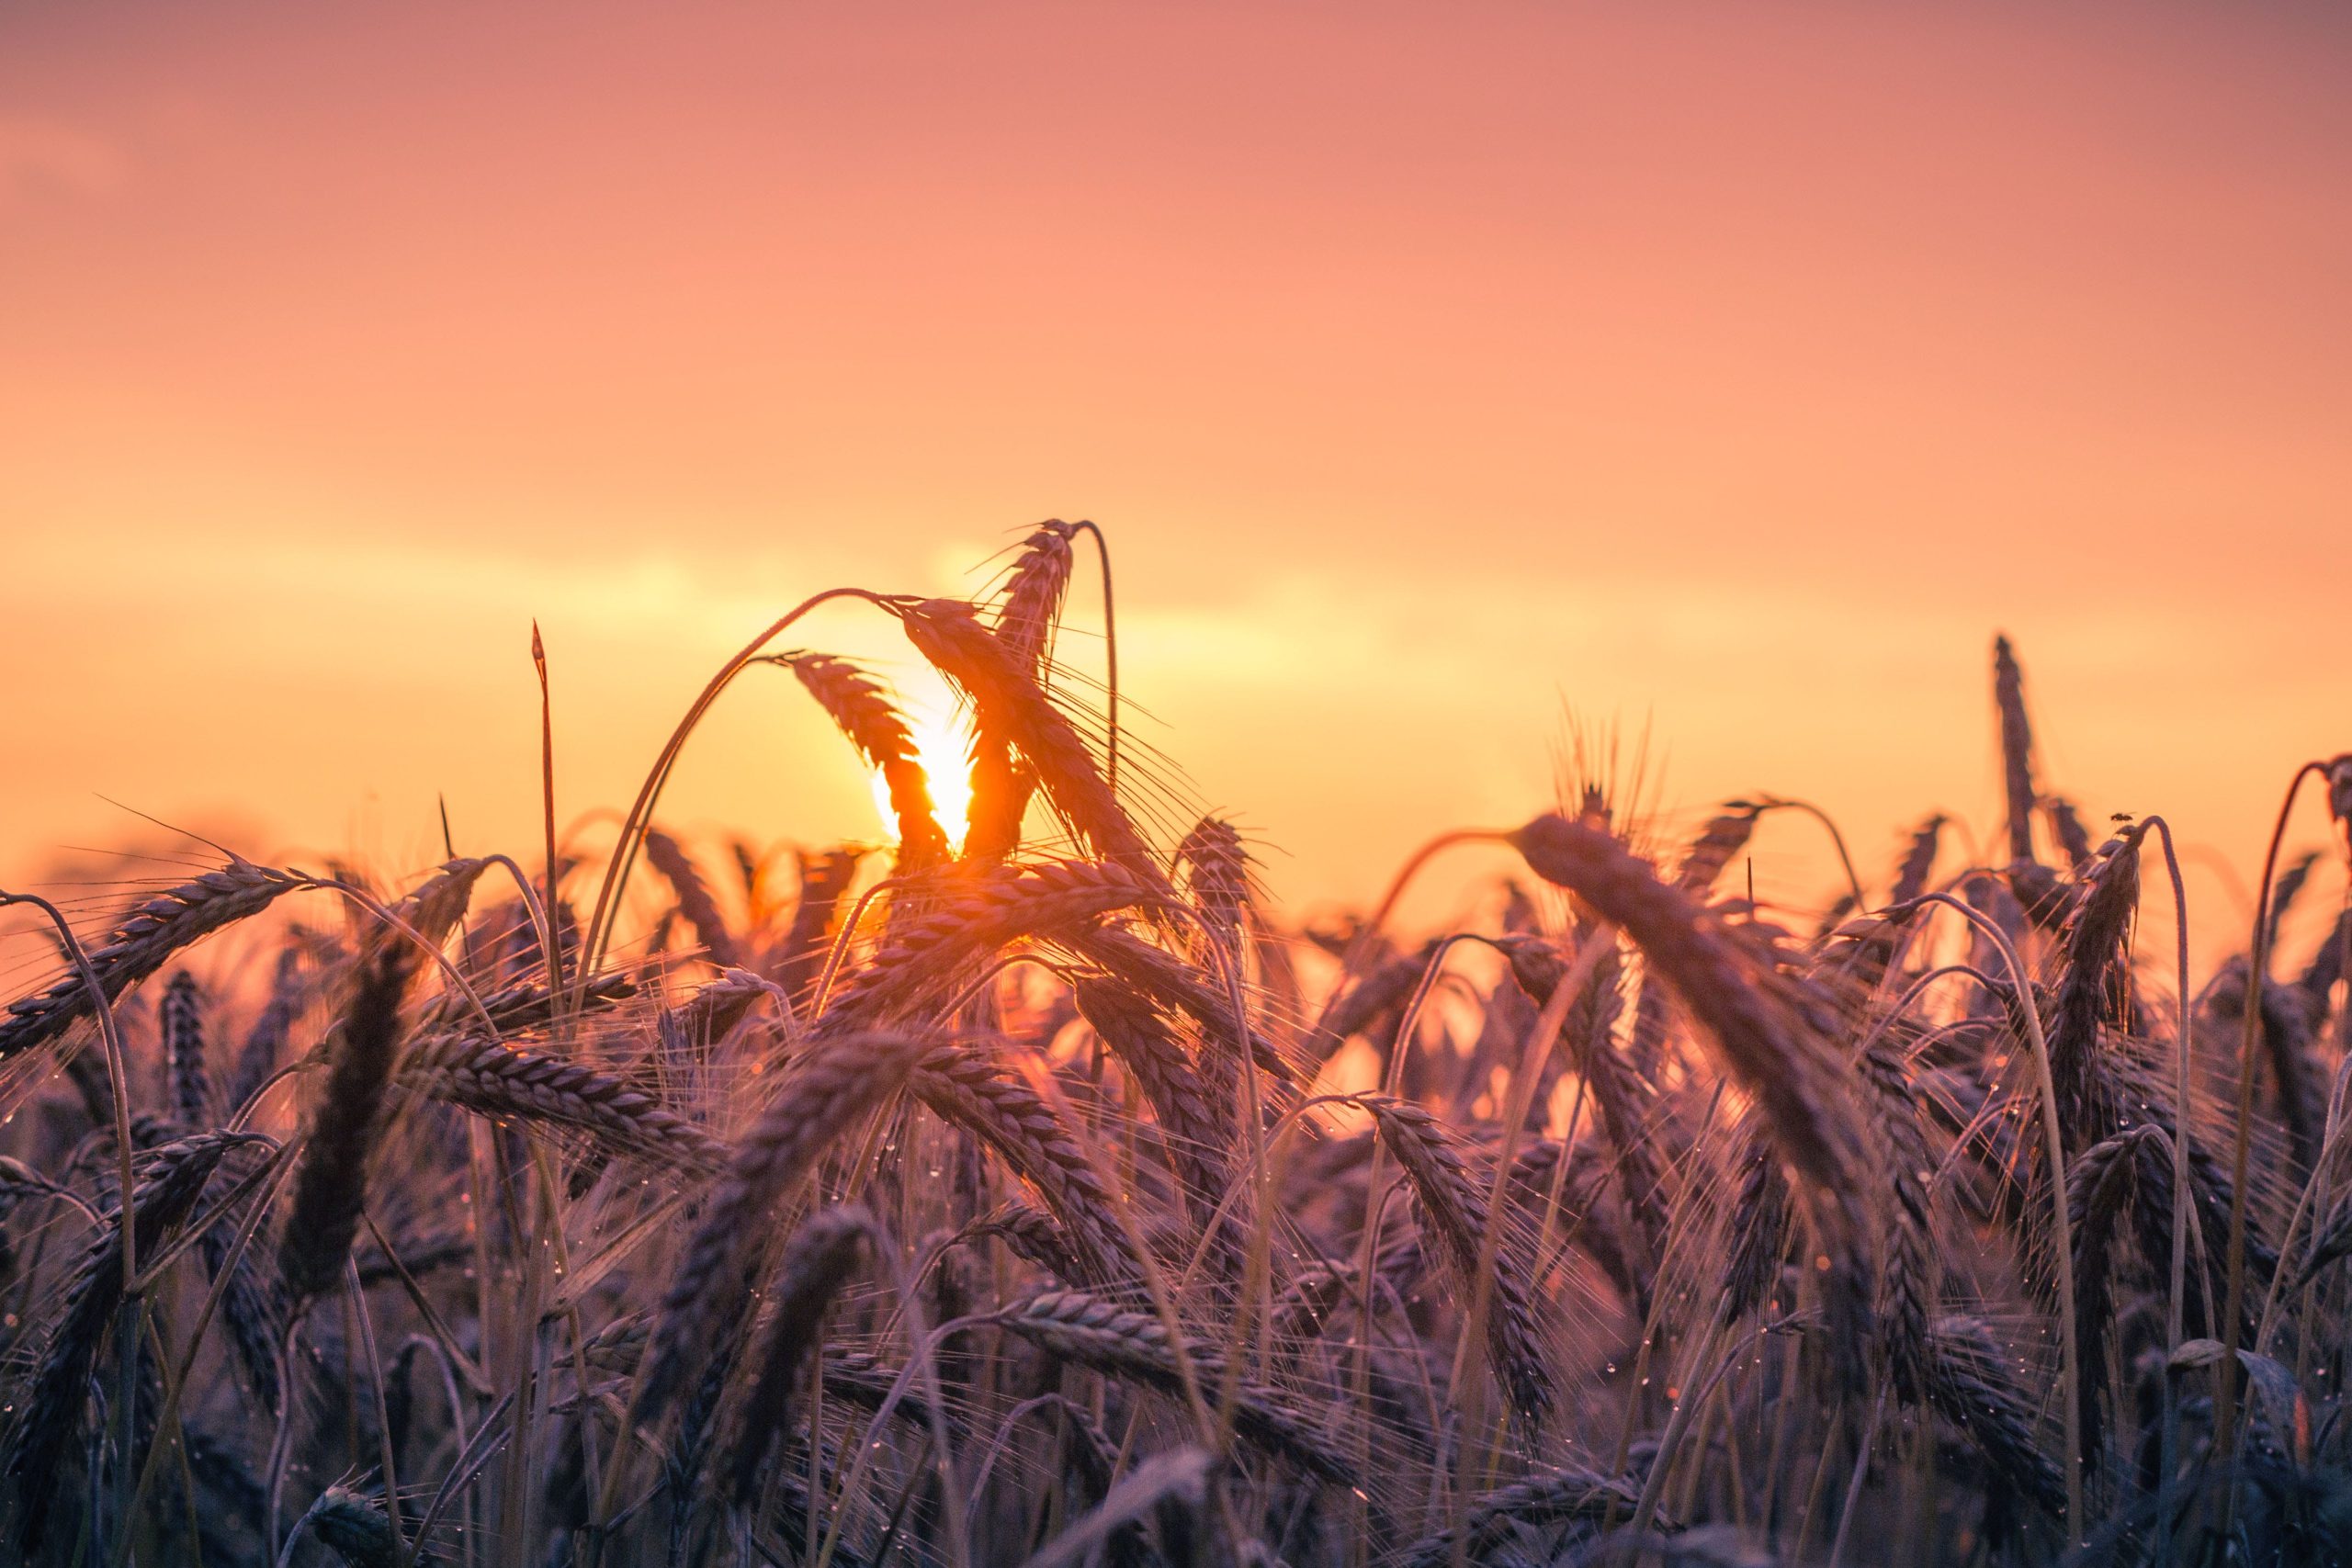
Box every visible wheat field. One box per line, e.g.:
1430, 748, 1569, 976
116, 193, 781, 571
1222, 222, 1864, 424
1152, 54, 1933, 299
0, 521, 2345, 1567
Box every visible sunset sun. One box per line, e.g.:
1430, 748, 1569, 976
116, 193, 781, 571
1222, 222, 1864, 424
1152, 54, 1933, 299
874, 695, 975, 854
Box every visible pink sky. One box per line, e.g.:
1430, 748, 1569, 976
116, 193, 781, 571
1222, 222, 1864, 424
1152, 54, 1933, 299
2, 3, 2346, 954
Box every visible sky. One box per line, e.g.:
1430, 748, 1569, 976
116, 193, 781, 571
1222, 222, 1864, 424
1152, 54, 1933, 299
1, 2, 2346, 957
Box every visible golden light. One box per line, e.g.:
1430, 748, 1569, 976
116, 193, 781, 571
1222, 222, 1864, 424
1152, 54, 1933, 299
870, 667, 976, 854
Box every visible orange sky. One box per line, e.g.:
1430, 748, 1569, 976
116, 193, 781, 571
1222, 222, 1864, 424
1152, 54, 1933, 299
2, 3, 2346, 956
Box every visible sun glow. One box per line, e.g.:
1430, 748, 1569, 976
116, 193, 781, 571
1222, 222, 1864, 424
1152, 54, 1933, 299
870, 673, 976, 853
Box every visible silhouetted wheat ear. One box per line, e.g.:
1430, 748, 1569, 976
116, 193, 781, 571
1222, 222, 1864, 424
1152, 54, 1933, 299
1992, 634, 2040, 866
2045, 822, 2147, 1147
911, 1040, 1135, 1285
1067, 924, 1298, 1089
2298, 905, 2351, 1021
992, 520, 1080, 670
1677, 798, 1764, 890
2298, 1186, 2352, 1290
1072, 977, 1228, 1224
1506, 812, 1877, 1371
965, 1198, 1088, 1283
1856, 1035, 1934, 1404
1925, 1315, 2067, 1522
900, 598, 1164, 890
1498, 933, 1664, 1259
660, 966, 774, 1062
4, 1132, 250, 1553
275, 931, 423, 1309
209, 1228, 288, 1416
724, 1202, 872, 1503
227, 944, 305, 1113
1175, 814, 1252, 937
1362, 1095, 1555, 1427
289, 1483, 396, 1568
2206, 954, 2323, 1176
777, 846, 866, 996
1723, 1124, 1792, 1323
778, 651, 953, 870
1393, 1463, 1652, 1568
642, 828, 744, 969
992, 1290, 1359, 1487
637, 1029, 929, 1421
400, 1029, 728, 1176
960, 524, 1078, 859
2043, 794, 2097, 869
2064, 1122, 2158, 1461
420, 969, 635, 1038
1891, 812, 1947, 907
820, 860, 1156, 1032
161, 968, 215, 1127
0, 859, 308, 1062
1317, 939, 1437, 1055
387, 854, 491, 949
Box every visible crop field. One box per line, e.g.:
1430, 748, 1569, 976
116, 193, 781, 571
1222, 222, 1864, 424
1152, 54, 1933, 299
0, 523, 2345, 1566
